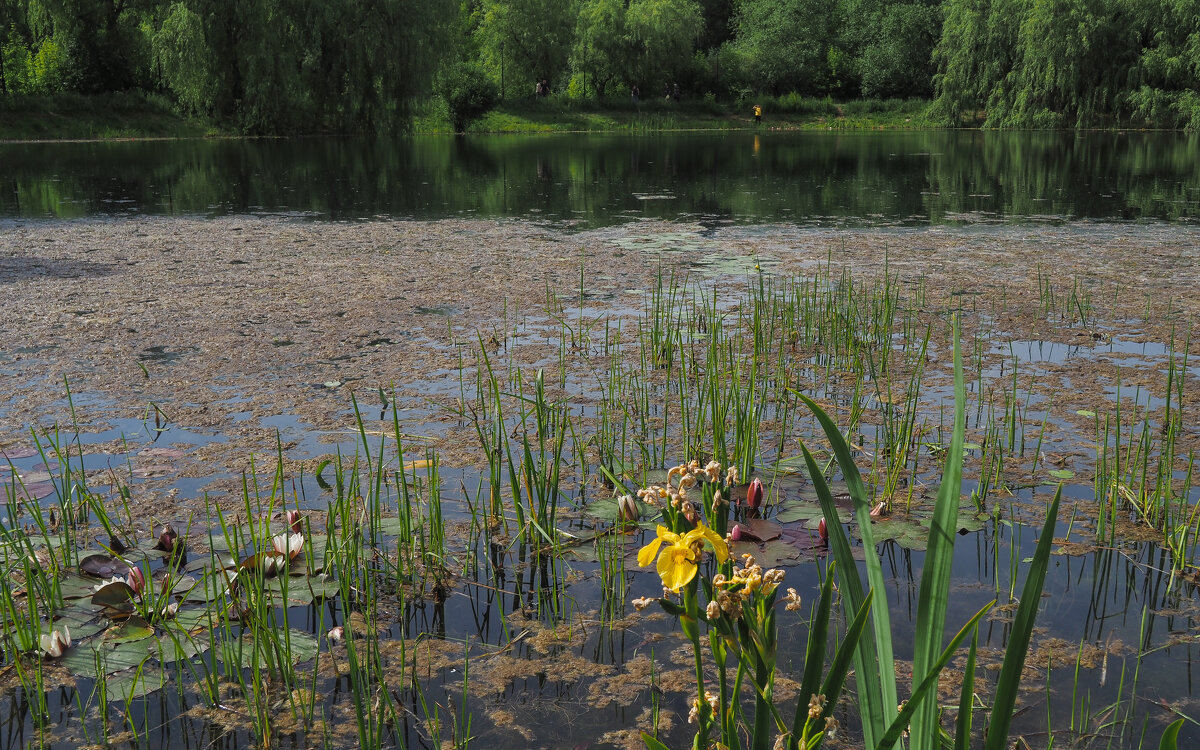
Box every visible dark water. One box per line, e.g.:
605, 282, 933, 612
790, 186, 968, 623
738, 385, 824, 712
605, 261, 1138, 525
2, 131, 1200, 225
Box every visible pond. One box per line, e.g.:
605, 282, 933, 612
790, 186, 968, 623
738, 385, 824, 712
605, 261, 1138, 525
2, 130, 1200, 225
1, 133, 1200, 750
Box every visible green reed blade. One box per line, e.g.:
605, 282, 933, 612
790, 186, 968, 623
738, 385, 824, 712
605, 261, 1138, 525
984, 486, 1062, 750
799, 439, 894, 747
910, 315, 966, 750
798, 563, 838, 704
806, 587, 874, 749
954, 630, 979, 750
880, 599, 994, 748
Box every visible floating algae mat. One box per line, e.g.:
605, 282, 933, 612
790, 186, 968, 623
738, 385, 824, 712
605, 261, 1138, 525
2, 218, 1200, 748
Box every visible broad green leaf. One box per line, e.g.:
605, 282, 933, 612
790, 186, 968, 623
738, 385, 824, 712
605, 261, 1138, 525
910, 316, 967, 750
106, 666, 167, 702
984, 487, 1062, 750
104, 616, 154, 644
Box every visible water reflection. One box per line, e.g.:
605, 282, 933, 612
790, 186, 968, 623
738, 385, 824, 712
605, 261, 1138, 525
2, 131, 1199, 225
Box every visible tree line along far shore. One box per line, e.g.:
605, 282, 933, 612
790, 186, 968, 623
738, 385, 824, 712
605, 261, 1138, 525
2, 0, 1199, 134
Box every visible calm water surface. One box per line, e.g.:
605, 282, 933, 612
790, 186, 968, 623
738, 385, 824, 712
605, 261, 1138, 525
2, 131, 1200, 225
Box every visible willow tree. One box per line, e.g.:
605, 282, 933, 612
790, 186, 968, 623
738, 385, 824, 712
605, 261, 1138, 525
569, 0, 628, 97
728, 0, 838, 95
477, 0, 578, 94
624, 0, 704, 90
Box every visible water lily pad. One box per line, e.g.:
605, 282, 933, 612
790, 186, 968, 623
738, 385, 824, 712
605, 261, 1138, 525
1075, 409, 1096, 418
231, 629, 320, 669
174, 606, 219, 631
739, 518, 782, 542
60, 638, 152, 677
92, 581, 138, 611
54, 604, 108, 640
106, 666, 167, 702
1049, 469, 1075, 480
154, 629, 209, 663
11, 481, 55, 501
80, 554, 131, 579
60, 573, 106, 600
871, 518, 932, 550
104, 616, 154, 644
584, 495, 658, 529
775, 504, 851, 525
730, 539, 803, 568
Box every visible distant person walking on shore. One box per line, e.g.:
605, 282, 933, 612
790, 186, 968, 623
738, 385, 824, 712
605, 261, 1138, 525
631, 84, 640, 103
754, 104, 762, 124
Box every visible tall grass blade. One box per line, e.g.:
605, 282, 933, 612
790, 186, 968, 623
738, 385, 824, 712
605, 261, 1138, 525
879, 600, 994, 748
983, 486, 1063, 750
954, 631, 979, 750
911, 316, 966, 750
798, 438, 896, 747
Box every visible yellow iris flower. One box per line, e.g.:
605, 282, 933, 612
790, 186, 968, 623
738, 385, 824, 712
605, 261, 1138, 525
638, 522, 730, 592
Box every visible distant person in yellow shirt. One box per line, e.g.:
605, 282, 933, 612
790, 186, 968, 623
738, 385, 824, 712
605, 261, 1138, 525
754, 104, 762, 124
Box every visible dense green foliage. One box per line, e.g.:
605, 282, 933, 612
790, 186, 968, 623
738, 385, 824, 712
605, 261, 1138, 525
2, 0, 1200, 132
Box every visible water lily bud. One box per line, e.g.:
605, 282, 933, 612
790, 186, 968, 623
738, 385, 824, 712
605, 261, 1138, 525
617, 495, 639, 523
729, 523, 743, 542
869, 502, 885, 520
156, 525, 178, 553
327, 625, 345, 642
286, 509, 303, 533
818, 517, 828, 542
127, 565, 145, 594
747, 478, 764, 509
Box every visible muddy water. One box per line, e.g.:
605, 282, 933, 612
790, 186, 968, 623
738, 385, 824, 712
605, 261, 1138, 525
2, 151, 1200, 747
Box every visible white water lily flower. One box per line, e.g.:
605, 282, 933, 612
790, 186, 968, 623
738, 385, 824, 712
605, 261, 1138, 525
260, 553, 287, 576
272, 532, 304, 560
93, 575, 128, 592
40, 625, 71, 658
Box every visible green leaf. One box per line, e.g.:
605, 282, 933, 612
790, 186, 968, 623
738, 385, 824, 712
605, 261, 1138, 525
1049, 469, 1075, 479
59, 639, 152, 678
910, 315, 967, 750
232, 629, 320, 669
104, 616, 154, 644
954, 631, 979, 750
1158, 718, 1184, 750
881, 600, 994, 748
91, 581, 137, 612
983, 487, 1062, 750
640, 732, 671, 750
775, 504, 850, 525
798, 437, 896, 748
106, 666, 167, 702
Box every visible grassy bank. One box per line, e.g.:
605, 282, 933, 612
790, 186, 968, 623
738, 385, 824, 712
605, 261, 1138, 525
1, 92, 933, 140
0, 92, 217, 141
416, 95, 937, 133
